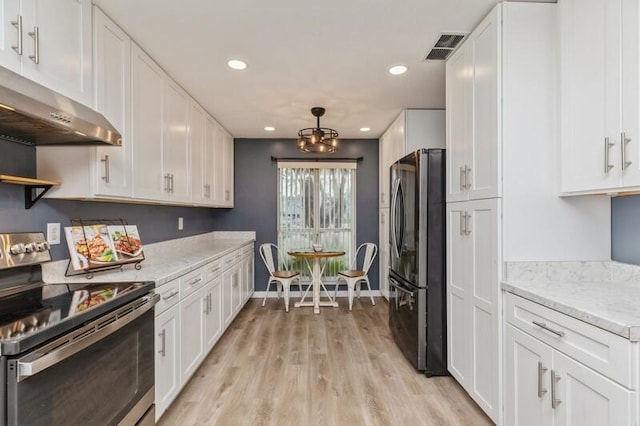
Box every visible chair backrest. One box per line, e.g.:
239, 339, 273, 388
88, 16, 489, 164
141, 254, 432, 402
352, 243, 377, 274
259, 243, 286, 275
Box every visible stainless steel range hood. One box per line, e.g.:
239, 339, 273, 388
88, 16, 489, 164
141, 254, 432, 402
0, 67, 121, 146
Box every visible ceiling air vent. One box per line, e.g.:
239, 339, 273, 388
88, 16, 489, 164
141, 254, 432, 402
425, 33, 468, 61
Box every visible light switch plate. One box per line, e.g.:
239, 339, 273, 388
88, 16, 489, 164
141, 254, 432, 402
178, 217, 184, 230
47, 223, 61, 245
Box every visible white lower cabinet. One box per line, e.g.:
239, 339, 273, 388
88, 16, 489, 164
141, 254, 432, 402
505, 293, 637, 426
204, 277, 223, 351
179, 286, 205, 385
154, 242, 254, 421
155, 302, 179, 421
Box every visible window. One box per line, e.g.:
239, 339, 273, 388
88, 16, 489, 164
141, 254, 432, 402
277, 161, 356, 280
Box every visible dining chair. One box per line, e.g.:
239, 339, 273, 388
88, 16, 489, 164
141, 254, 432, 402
334, 243, 377, 311
258, 243, 304, 312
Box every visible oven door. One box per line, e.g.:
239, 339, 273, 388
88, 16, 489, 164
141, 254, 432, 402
388, 272, 426, 371
4, 294, 158, 426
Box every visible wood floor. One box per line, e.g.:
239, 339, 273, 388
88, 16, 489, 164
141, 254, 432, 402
158, 297, 492, 426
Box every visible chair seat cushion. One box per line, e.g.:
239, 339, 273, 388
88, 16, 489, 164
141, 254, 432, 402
273, 270, 300, 279
338, 270, 366, 278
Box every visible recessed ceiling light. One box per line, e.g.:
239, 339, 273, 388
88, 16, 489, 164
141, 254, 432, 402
264, 126, 275, 132
227, 59, 247, 70
389, 65, 408, 75
360, 127, 371, 132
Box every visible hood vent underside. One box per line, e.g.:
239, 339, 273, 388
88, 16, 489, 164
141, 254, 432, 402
425, 33, 468, 61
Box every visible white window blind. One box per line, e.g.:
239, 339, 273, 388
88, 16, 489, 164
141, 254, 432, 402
277, 162, 356, 280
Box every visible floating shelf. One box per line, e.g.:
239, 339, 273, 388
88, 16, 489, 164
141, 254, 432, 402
0, 174, 61, 209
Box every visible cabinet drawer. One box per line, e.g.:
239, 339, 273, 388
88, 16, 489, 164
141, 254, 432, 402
155, 279, 180, 315
505, 292, 636, 389
241, 244, 253, 256
179, 267, 205, 298
205, 258, 224, 282
222, 250, 243, 270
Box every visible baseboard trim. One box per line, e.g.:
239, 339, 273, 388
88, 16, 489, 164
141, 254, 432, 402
252, 289, 382, 299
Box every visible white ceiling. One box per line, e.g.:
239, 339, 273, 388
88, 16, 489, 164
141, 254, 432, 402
94, 0, 501, 138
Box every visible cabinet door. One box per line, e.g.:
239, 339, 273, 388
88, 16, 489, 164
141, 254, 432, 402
190, 101, 207, 204
179, 287, 205, 384
204, 278, 223, 351
242, 255, 254, 303
559, 0, 622, 192
231, 264, 242, 315
22, 0, 92, 105
505, 325, 554, 426
155, 303, 179, 421
131, 43, 165, 200
621, 0, 640, 187
222, 269, 234, 326
0, 0, 22, 73
467, 198, 500, 421
468, 7, 500, 200
446, 202, 471, 384
93, 7, 131, 198
445, 43, 472, 202
212, 120, 226, 206
222, 129, 234, 206
553, 351, 634, 426
163, 79, 191, 202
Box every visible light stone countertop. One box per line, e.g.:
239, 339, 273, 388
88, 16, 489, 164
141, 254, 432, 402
502, 261, 640, 341
42, 231, 255, 289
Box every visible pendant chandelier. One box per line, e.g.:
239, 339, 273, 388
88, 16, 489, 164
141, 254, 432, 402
297, 107, 339, 153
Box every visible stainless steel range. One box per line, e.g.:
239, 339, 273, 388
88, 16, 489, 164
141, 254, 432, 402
0, 232, 158, 426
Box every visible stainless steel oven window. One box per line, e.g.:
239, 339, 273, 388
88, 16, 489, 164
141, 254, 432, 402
4, 309, 154, 426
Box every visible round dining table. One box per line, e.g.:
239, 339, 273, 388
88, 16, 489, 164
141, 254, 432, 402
287, 249, 345, 314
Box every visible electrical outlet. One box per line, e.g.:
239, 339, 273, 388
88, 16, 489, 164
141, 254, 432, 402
47, 223, 61, 245
178, 217, 184, 230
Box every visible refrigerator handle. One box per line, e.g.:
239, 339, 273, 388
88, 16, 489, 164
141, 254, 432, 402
390, 177, 401, 259
397, 180, 405, 255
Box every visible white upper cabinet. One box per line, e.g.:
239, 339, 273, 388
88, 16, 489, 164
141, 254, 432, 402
190, 100, 208, 204
222, 129, 234, 207
162, 78, 191, 202
94, 7, 131, 198
131, 42, 165, 201
560, 0, 640, 194
0, 0, 93, 105
36, 6, 131, 199
446, 7, 500, 202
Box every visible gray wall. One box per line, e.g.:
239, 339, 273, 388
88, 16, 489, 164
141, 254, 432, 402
211, 138, 379, 292
612, 195, 640, 265
0, 141, 215, 261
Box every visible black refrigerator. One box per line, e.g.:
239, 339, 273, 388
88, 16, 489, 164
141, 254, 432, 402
388, 148, 447, 376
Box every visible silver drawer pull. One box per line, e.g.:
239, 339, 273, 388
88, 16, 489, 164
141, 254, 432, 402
188, 277, 202, 286
210, 266, 221, 273
162, 290, 179, 301
11, 15, 22, 55
532, 320, 565, 337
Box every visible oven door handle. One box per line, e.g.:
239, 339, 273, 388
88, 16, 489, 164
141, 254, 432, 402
389, 278, 413, 297
16, 292, 159, 382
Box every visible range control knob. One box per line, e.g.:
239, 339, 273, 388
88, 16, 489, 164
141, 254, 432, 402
35, 242, 50, 252
9, 244, 25, 255
23, 243, 36, 254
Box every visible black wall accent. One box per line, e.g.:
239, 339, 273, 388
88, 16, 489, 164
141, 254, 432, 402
211, 138, 380, 292
0, 141, 214, 261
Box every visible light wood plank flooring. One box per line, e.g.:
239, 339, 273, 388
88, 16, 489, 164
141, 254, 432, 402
158, 297, 492, 426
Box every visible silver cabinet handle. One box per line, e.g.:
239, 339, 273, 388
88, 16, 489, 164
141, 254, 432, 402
464, 212, 471, 235
158, 329, 166, 357
28, 26, 39, 64
161, 290, 179, 301
208, 293, 212, 313
604, 137, 615, 173
225, 189, 230, 201
164, 174, 170, 192
170, 174, 175, 193
551, 370, 562, 409
101, 155, 110, 183
532, 320, 565, 337
537, 361, 548, 398
11, 15, 23, 55
459, 166, 466, 191
622, 132, 632, 169
188, 277, 202, 286
464, 165, 472, 189
459, 211, 465, 235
